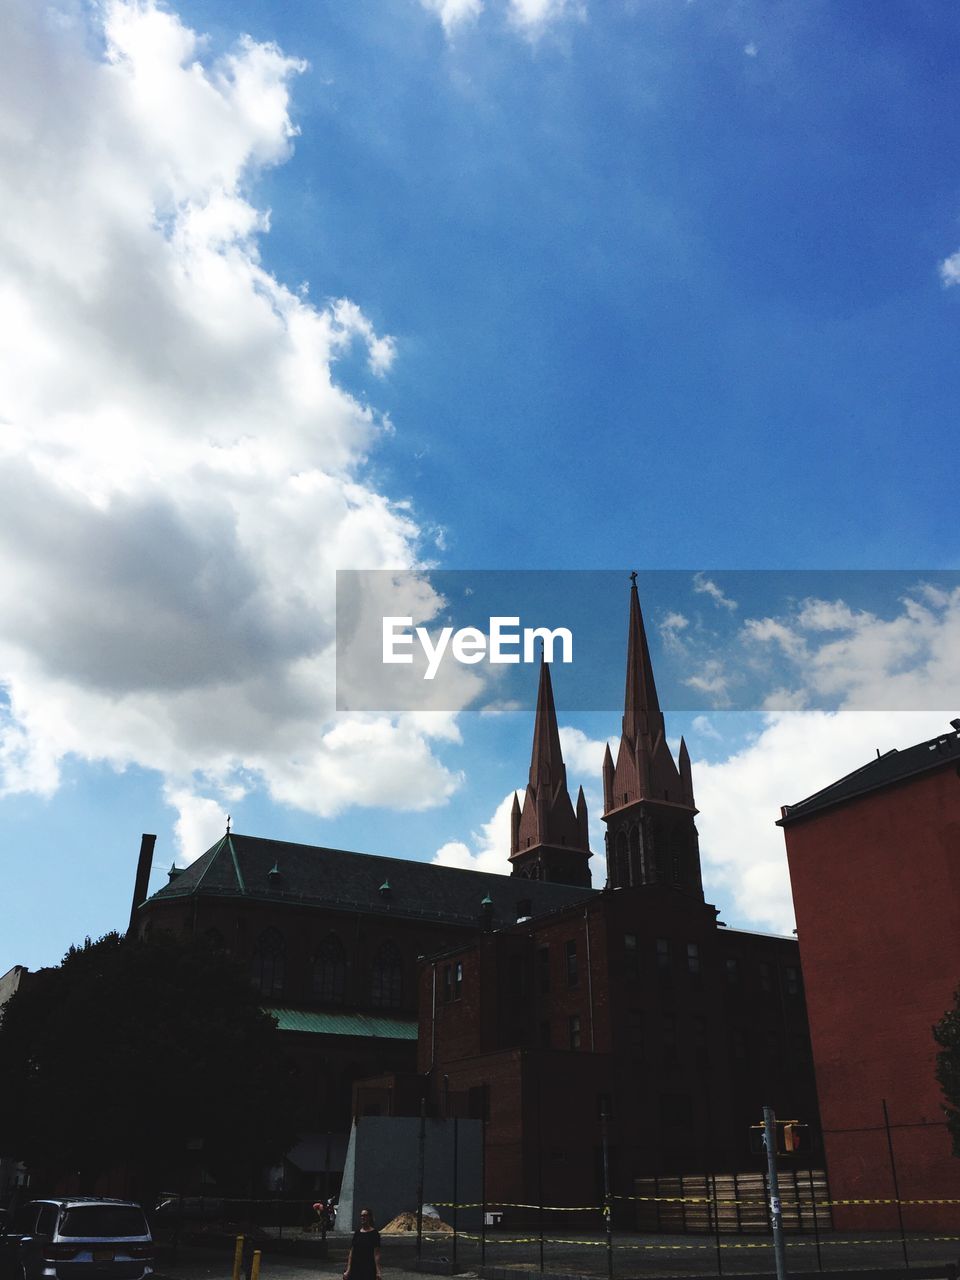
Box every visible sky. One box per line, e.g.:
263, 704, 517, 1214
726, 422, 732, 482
3, 0, 960, 973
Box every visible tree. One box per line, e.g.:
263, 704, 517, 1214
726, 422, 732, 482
934, 988, 960, 1155
0, 931, 305, 1195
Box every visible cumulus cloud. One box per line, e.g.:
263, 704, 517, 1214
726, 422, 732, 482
693, 710, 948, 933
433, 790, 518, 874
0, 0, 463, 858
743, 588, 960, 710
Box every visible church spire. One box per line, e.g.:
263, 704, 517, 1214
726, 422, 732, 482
623, 572, 665, 746
601, 578, 703, 898
509, 657, 592, 888
529, 655, 566, 791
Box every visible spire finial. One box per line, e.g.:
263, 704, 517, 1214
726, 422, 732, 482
629, 569, 638, 586
226, 814, 231, 834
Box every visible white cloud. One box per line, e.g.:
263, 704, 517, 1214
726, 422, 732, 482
743, 41, 758, 57
506, 0, 585, 36
693, 572, 738, 611
164, 786, 230, 862
659, 610, 690, 652
0, 0, 463, 847
684, 659, 732, 704
743, 587, 960, 710
558, 725, 614, 774
940, 252, 960, 287
420, 0, 485, 32
419, 0, 582, 39
691, 714, 721, 741
433, 790, 517, 874
693, 710, 949, 933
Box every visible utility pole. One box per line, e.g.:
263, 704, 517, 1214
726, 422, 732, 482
763, 1106, 788, 1280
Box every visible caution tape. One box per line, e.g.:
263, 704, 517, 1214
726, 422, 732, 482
433, 1201, 602, 1212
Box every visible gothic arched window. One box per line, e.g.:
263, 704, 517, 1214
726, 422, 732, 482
252, 927, 285, 999
312, 933, 346, 1004
371, 941, 403, 1009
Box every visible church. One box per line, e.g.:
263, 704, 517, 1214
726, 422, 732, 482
130, 582, 819, 1202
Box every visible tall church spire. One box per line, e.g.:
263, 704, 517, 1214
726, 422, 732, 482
623, 572, 665, 746
509, 657, 592, 888
601, 578, 703, 897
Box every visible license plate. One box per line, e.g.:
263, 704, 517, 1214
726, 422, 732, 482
93, 1251, 114, 1261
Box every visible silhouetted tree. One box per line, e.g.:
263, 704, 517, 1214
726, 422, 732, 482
0, 932, 304, 1195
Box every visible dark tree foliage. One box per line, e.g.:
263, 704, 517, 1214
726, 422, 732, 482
934, 989, 960, 1155
0, 932, 304, 1193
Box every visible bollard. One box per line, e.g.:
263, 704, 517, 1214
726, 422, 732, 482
250, 1250, 262, 1280
232, 1236, 244, 1280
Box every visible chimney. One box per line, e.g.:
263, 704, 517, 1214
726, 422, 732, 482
127, 833, 157, 935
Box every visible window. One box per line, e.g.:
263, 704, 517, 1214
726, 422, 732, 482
443, 964, 453, 1004
784, 965, 801, 996
725, 956, 740, 985
538, 946, 551, 994
371, 940, 403, 1009
624, 933, 639, 980
759, 961, 774, 993
35, 1206, 58, 1237
569, 1014, 581, 1050
454, 960, 463, 1000
656, 937, 671, 972
686, 943, 700, 975
565, 939, 579, 988
312, 933, 346, 1004
252, 927, 285, 998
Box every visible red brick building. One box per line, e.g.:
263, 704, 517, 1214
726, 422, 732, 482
779, 726, 960, 1230
412, 583, 819, 1217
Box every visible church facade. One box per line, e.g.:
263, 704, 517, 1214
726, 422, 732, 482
131, 582, 820, 1200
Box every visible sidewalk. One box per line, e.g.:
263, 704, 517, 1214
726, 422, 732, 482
152, 1229, 960, 1280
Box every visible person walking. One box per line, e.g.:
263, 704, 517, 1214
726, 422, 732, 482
343, 1207, 381, 1280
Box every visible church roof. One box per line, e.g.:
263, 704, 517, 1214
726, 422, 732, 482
778, 725, 960, 826
145, 831, 596, 927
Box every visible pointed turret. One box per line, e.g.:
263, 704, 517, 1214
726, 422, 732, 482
510, 658, 592, 888
601, 576, 703, 898
678, 736, 695, 808
602, 742, 615, 813
509, 790, 522, 856
576, 785, 590, 849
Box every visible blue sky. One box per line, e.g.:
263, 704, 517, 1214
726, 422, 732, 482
2, 0, 959, 973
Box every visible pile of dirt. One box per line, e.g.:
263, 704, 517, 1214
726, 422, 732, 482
380, 1212, 453, 1234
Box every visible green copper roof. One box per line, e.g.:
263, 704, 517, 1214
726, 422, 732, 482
264, 1004, 418, 1040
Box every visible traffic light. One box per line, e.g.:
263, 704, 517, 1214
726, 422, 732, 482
778, 1126, 808, 1157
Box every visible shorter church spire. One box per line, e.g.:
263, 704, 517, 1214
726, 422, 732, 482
510, 658, 592, 888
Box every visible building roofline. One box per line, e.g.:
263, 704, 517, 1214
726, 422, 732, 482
778, 727, 960, 827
